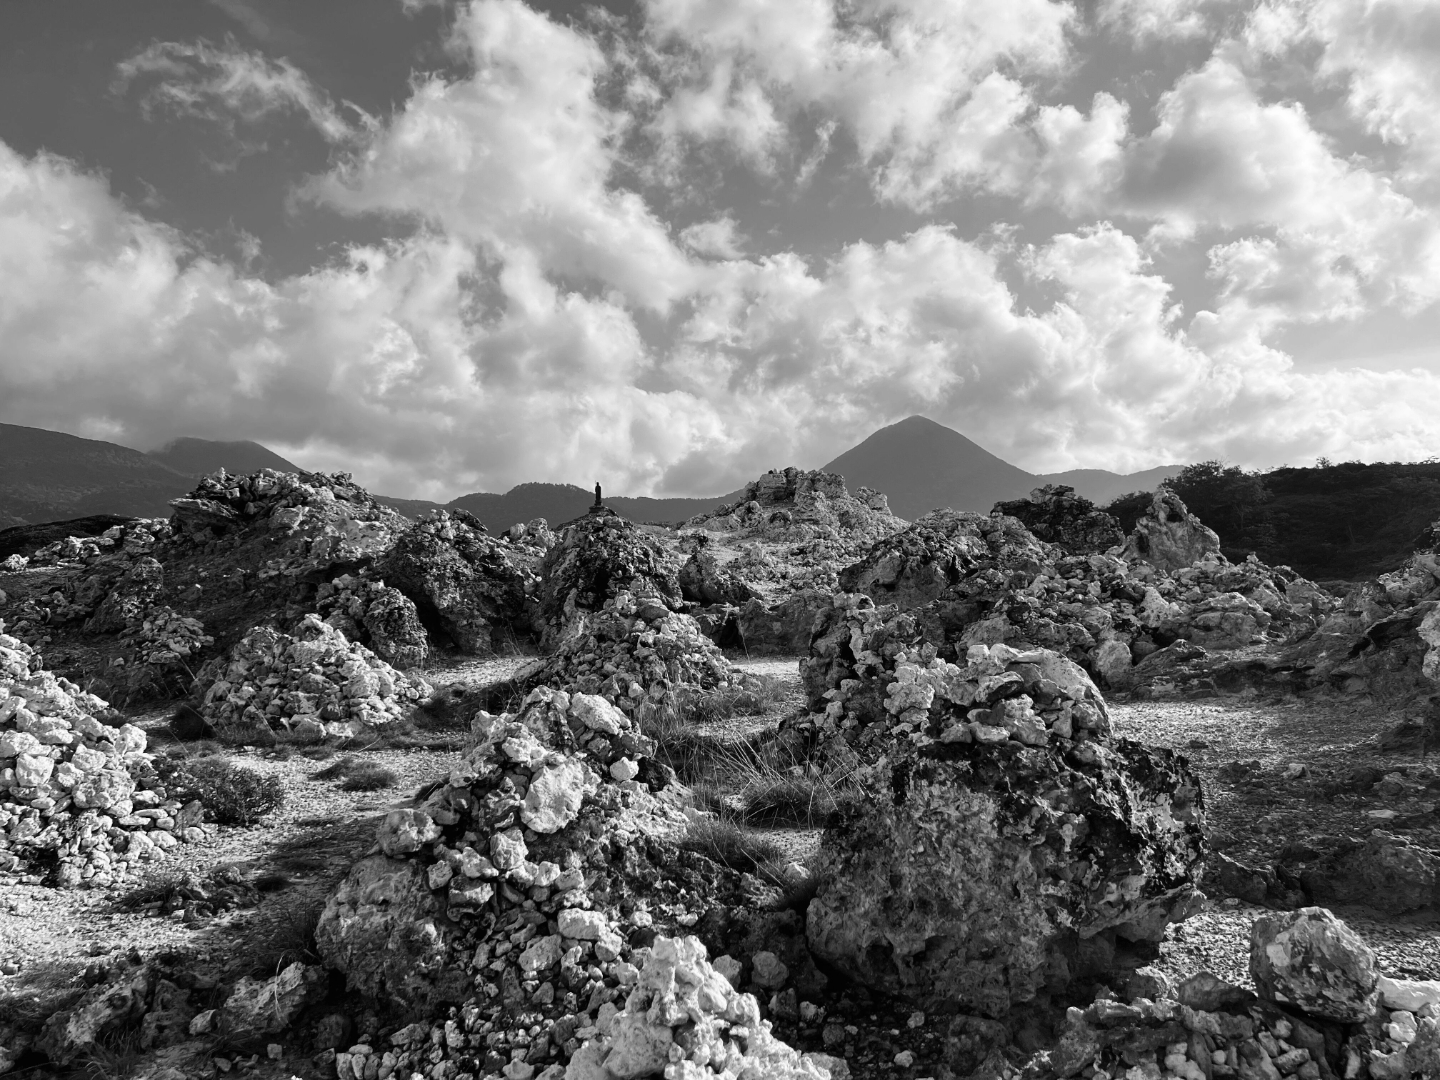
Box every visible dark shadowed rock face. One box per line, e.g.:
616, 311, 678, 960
735, 589, 832, 655
537, 512, 681, 648
992, 485, 1125, 556
377, 510, 536, 655
806, 736, 1206, 1019
1300, 830, 1440, 914
678, 542, 756, 606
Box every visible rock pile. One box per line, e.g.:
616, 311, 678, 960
834, 500, 1332, 692
377, 510, 539, 655
531, 590, 741, 714
565, 935, 840, 1080
195, 614, 431, 738
315, 685, 757, 1078
1042, 907, 1440, 1080
0, 626, 203, 888
993, 485, 1125, 556
539, 511, 682, 649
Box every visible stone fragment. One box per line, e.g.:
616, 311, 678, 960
1249, 907, 1379, 1023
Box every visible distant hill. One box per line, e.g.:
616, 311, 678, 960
447, 482, 739, 532
0, 423, 192, 526
819, 416, 1183, 519
148, 437, 301, 477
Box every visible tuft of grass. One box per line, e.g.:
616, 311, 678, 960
248, 895, 325, 976
679, 816, 785, 874
737, 774, 839, 828
308, 756, 400, 790
339, 763, 400, 792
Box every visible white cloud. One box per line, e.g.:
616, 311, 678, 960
641, 0, 1074, 209
680, 216, 746, 259
309, 0, 699, 313
114, 39, 365, 154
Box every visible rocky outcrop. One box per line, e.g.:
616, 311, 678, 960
0, 629, 204, 887
315, 573, 429, 668
1118, 490, 1222, 573
803, 643, 1204, 1019
992, 485, 1124, 556
377, 509, 537, 655
1300, 830, 1440, 914
735, 589, 831, 655
194, 614, 431, 738
538, 511, 682, 649
679, 539, 756, 606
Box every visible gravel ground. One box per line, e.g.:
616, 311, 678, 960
5, 660, 1439, 1055
1112, 693, 1440, 986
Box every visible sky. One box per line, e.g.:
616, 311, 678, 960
1, 0, 1439, 500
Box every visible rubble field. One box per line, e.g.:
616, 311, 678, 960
4, 468, 1440, 1080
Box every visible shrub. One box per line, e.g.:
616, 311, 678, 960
339, 763, 400, 791
164, 758, 285, 826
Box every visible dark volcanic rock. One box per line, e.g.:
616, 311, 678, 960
1300, 830, 1440, 914
678, 540, 756, 606
1249, 907, 1378, 1023
376, 510, 536, 655
992, 485, 1124, 556
735, 589, 831, 655
806, 735, 1206, 1018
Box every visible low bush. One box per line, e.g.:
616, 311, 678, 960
309, 756, 400, 790
679, 816, 784, 873
162, 758, 285, 826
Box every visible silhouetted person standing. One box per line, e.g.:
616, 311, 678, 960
594, 482, 602, 508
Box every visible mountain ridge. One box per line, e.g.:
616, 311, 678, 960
0, 419, 1181, 533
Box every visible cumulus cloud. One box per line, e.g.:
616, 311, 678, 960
308, 0, 699, 313
5, 0, 1440, 501
640, 0, 1073, 209
114, 38, 366, 156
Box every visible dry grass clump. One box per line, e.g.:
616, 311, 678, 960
308, 756, 400, 790
160, 757, 285, 826
679, 816, 785, 874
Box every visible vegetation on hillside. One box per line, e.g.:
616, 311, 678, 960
1105, 459, 1440, 581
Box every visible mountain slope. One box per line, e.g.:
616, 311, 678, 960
0, 423, 192, 526
148, 437, 301, 477
820, 416, 1037, 519
820, 416, 1182, 518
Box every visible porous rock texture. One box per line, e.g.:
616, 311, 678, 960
564, 935, 838, 1080
992, 485, 1125, 556
0, 627, 203, 888
315, 572, 430, 668
1116, 490, 1223, 573
539, 510, 683, 649
1249, 907, 1379, 1023
194, 613, 431, 738
376, 509, 539, 655
800, 636, 1205, 1019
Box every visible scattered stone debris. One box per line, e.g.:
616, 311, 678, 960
316, 573, 430, 668
194, 614, 431, 738
0, 626, 204, 888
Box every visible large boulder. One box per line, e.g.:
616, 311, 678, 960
376, 510, 536, 655
992, 485, 1124, 556
316, 574, 430, 668
1248, 907, 1378, 1023
679, 541, 756, 606
806, 733, 1205, 1018
735, 589, 832, 656
1118, 491, 1221, 573
1300, 831, 1440, 914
